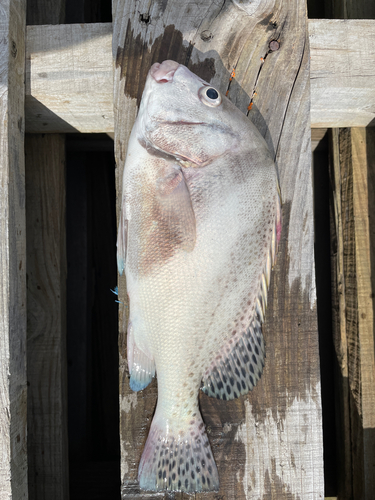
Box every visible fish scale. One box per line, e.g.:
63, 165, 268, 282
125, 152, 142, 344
117, 59, 281, 492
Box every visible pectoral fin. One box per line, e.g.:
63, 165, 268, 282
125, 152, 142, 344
156, 168, 196, 252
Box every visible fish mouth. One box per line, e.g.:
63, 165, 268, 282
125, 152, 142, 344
154, 119, 207, 127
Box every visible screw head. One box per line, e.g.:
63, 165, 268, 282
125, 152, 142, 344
269, 40, 280, 51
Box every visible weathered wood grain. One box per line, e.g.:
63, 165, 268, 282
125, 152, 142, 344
113, 0, 323, 498
351, 128, 375, 498
0, 1, 28, 499
331, 128, 375, 500
309, 19, 375, 128
25, 135, 69, 500
24, 19, 375, 133
329, 128, 352, 499
25, 22, 113, 133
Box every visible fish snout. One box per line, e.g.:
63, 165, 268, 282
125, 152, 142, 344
150, 60, 179, 83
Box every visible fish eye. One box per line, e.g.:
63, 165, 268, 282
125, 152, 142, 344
206, 88, 218, 99
198, 86, 222, 107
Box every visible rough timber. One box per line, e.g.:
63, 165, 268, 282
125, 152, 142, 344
0, 1, 28, 499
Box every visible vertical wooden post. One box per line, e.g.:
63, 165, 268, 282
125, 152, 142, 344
330, 128, 352, 498
112, 0, 323, 497
328, 2, 375, 499
330, 128, 375, 499
0, 1, 28, 499
25, 135, 69, 500
25, 2, 69, 499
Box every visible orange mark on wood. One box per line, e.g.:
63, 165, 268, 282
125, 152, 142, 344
226, 68, 236, 96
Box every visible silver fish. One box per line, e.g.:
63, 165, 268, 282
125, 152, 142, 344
117, 60, 281, 493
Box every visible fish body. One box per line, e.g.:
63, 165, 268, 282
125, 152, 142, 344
117, 60, 281, 492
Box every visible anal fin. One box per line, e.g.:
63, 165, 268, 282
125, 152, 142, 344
127, 324, 155, 392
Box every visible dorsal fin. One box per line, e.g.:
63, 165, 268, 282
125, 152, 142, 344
201, 187, 281, 400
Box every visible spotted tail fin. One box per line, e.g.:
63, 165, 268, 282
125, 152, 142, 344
138, 410, 219, 492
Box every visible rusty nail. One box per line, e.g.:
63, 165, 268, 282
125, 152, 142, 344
269, 40, 280, 51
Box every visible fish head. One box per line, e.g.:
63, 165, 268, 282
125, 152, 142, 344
137, 60, 248, 167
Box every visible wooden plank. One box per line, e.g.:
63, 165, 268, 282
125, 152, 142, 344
328, 0, 375, 496
351, 128, 375, 498
112, 1, 323, 498
329, 128, 352, 499
25, 135, 69, 500
0, 1, 28, 499
309, 19, 375, 128
25, 23, 113, 133
24, 19, 375, 133
25, 2, 69, 499
330, 128, 375, 499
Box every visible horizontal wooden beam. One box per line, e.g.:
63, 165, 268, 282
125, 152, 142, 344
26, 23, 113, 133
25, 19, 375, 133
309, 19, 375, 128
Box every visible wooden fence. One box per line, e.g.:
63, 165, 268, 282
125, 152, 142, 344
0, 0, 374, 499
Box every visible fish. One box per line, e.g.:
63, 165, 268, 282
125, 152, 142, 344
117, 59, 281, 493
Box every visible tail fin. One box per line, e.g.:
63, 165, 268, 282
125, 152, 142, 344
138, 411, 219, 492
